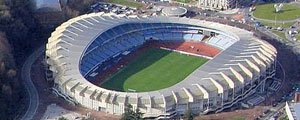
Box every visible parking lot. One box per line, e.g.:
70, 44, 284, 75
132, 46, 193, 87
90, 2, 138, 15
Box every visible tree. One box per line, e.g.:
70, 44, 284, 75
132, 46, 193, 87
183, 108, 193, 120
6, 69, 16, 78
0, 61, 5, 75
58, 117, 68, 120
135, 107, 143, 120
121, 104, 144, 120
2, 84, 12, 96
0, 1, 36, 119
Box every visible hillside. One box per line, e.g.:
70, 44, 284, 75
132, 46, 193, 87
0, 0, 43, 119
0, 32, 20, 119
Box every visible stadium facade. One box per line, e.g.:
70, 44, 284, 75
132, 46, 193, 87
46, 12, 277, 118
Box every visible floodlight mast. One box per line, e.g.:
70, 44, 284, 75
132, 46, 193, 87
274, 3, 283, 26
274, 3, 283, 13
275, 14, 277, 26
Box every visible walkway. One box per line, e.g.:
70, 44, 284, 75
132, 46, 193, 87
21, 46, 44, 120
219, 8, 239, 15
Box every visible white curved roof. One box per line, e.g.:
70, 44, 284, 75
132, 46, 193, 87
46, 12, 277, 104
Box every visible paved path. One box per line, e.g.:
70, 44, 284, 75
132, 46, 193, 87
251, 12, 300, 23
219, 8, 239, 15
21, 46, 44, 120
262, 60, 286, 120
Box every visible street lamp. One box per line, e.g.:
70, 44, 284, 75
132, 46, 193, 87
274, 3, 283, 26
275, 14, 277, 26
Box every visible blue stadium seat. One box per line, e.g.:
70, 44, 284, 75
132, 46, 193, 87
183, 34, 193, 40
141, 23, 151, 28
103, 48, 114, 56
163, 32, 173, 40
152, 33, 163, 40
191, 34, 204, 41
172, 32, 183, 40
83, 61, 94, 70
85, 57, 98, 65
113, 26, 125, 34
120, 24, 136, 32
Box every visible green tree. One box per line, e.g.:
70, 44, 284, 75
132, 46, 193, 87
6, 69, 16, 78
183, 108, 193, 120
135, 107, 143, 120
58, 117, 68, 120
0, 0, 37, 119
121, 104, 144, 120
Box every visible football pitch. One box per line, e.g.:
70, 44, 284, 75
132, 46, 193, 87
100, 48, 208, 92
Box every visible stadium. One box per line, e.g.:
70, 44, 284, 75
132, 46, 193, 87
46, 12, 277, 118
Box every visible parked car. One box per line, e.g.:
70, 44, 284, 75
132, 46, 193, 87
272, 102, 278, 107
265, 26, 272, 29
277, 27, 283, 31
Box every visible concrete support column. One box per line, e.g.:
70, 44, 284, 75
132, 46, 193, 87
257, 79, 266, 93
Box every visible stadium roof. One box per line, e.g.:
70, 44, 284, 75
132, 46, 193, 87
46, 12, 277, 104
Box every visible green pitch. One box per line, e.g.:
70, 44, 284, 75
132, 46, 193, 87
253, 3, 300, 21
100, 48, 208, 92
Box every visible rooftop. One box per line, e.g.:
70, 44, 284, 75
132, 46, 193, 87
162, 6, 187, 16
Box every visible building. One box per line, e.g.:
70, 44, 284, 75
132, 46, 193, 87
34, 0, 62, 12
198, 0, 236, 10
161, 6, 187, 17
170, 0, 237, 10
285, 102, 300, 120
285, 92, 300, 120
46, 12, 277, 118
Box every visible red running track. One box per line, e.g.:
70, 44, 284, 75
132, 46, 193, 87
151, 41, 220, 57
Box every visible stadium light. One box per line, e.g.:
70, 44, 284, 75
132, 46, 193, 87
274, 3, 283, 13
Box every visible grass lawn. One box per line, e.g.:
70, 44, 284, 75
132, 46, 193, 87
270, 30, 288, 41
296, 34, 300, 41
253, 3, 300, 20
100, 48, 208, 92
105, 0, 144, 8
259, 20, 295, 28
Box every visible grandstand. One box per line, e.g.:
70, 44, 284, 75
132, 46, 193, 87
46, 12, 277, 118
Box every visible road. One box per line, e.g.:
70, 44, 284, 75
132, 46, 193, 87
242, 6, 295, 45
21, 46, 44, 120
262, 60, 286, 120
